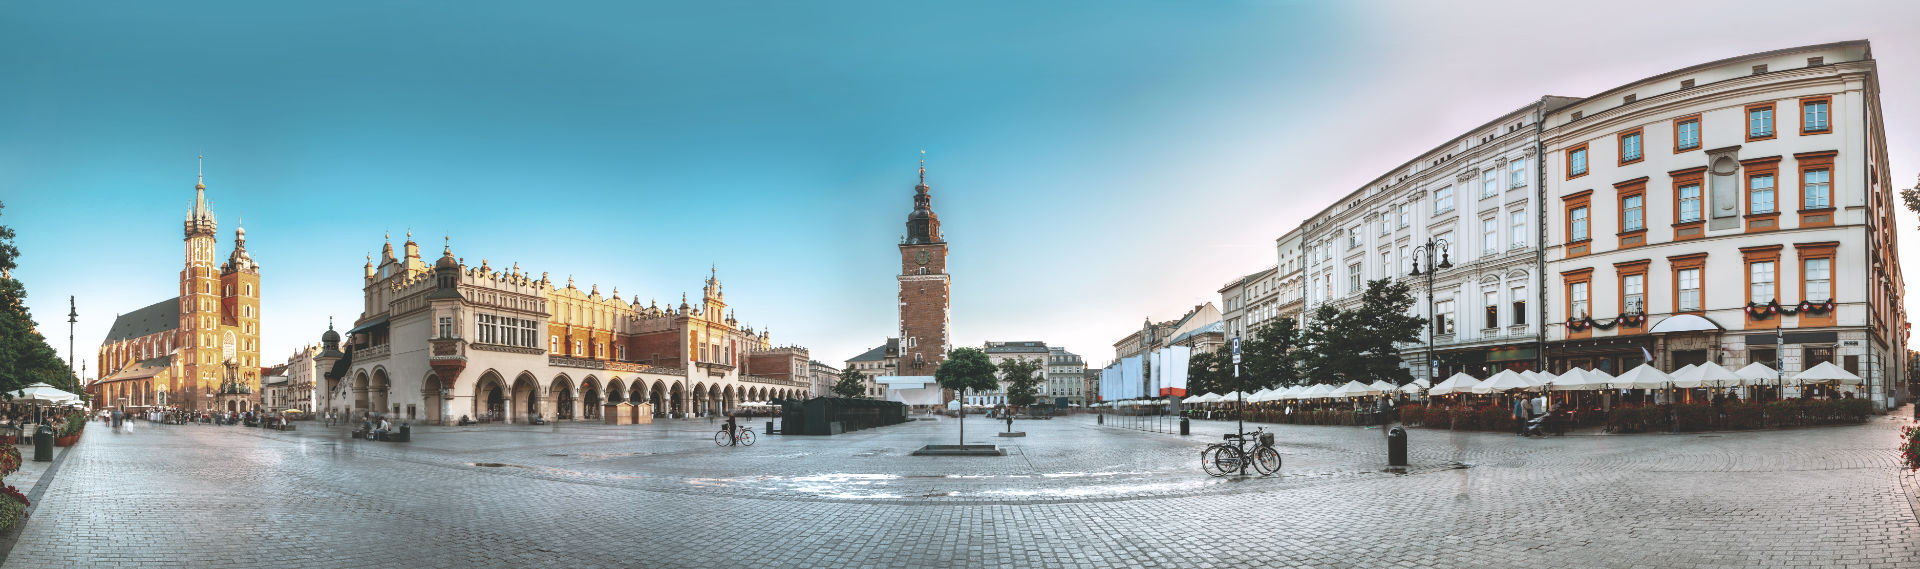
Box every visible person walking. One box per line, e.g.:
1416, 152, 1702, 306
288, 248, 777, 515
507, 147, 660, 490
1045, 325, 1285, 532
1512, 396, 1528, 436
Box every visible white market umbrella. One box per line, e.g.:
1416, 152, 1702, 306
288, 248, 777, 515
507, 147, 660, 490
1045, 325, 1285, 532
1399, 382, 1427, 394
1608, 364, 1673, 390
1550, 368, 1595, 391
1668, 365, 1706, 389
1688, 362, 1744, 389
1368, 380, 1398, 393
1734, 362, 1779, 385
1277, 385, 1304, 400
1472, 369, 1535, 394
1329, 380, 1381, 398
6, 382, 79, 405
1299, 384, 1336, 399
1792, 361, 1864, 386
1428, 373, 1480, 396
1670, 363, 1698, 378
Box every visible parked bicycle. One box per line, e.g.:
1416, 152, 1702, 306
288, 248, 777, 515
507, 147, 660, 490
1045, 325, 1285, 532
714, 425, 756, 447
1200, 427, 1280, 476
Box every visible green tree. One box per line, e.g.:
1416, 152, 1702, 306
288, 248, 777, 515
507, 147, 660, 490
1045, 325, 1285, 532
0, 202, 80, 399
1297, 278, 1424, 386
935, 347, 998, 445
1186, 348, 1230, 396
996, 356, 1043, 412
1239, 316, 1302, 390
831, 367, 868, 399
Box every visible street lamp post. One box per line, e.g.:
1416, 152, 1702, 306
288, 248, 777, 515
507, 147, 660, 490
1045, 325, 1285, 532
1409, 237, 1454, 384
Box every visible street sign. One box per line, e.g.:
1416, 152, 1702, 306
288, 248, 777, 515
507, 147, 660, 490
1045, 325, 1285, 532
1231, 337, 1241, 355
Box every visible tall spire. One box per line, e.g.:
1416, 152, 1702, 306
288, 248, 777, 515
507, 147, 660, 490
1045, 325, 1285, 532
918, 148, 926, 187
184, 154, 217, 238
904, 150, 941, 244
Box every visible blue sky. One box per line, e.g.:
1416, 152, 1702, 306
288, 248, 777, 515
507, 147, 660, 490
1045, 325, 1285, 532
5, 1, 1920, 376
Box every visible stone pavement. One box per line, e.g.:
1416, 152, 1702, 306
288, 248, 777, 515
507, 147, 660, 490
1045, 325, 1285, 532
2, 411, 1916, 568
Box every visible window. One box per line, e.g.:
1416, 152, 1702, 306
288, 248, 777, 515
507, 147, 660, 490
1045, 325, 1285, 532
550, 336, 559, 353
1481, 169, 1498, 198
1805, 258, 1831, 301
1434, 186, 1454, 213
1484, 291, 1499, 329
1675, 116, 1701, 151
1678, 183, 1703, 222
1749, 173, 1775, 214
1803, 168, 1830, 209
1511, 286, 1527, 325
1380, 252, 1391, 279
1622, 194, 1644, 232
1510, 158, 1527, 188
1623, 274, 1644, 314
1567, 144, 1588, 178
1751, 348, 1777, 368
1677, 268, 1702, 312
1348, 264, 1361, 293
1749, 261, 1775, 304
1379, 218, 1390, 236
1747, 103, 1775, 140
1509, 210, 1526, 248
1619, 130, 1643, 164
1434, 299, 1455, 335
1398, 204, 1410, 228
1569, 206, 1589, 241
1399, 245, 1411, 275
1482, 218, 1497, 254
1801, 97, 1830, 133
574, 339, 583, 356
1348, 227, 1361, 249
1569, 282, 1589, 318
1804, 346, 1834, 367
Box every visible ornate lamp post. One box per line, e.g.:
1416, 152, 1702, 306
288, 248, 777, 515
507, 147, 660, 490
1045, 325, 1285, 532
1408, 237, 1454, 383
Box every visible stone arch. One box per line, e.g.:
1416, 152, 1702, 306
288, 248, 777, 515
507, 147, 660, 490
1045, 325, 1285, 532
422, 372, 444, 425
550, 374, 577, 420
651, 380, 668, 417
473, 370, 508, 422
707, 384, 722, 415
511, 372, 542, 423
668, 381, 685, 417
723, 385, 736, 414
691, 382, 707, 416
581, 377, 604, 419
370, 367, 392, 417
352, 370, 371, 414
628, 381, 644, 407
605, 378, 626, 404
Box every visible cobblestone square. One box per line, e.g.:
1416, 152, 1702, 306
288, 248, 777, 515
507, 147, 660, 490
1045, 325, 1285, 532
3, 413, 1917, 568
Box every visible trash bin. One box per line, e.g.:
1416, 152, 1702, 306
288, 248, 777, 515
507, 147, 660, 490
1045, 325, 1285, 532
1179, 416, 1190, 436
33, 425, 54, 462
394, 424, 411, 443
1386, 426, 1408, 467
1097, 414, 1103, 425
766, 421, 774, 436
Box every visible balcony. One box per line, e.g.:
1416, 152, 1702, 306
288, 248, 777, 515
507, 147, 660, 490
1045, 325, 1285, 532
549, 355, 650, 373
355, 343, 391, 361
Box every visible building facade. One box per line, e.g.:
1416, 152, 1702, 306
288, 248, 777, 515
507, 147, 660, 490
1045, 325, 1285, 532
1220, 265, 1277, 342
897, 158, 951, 378
326, 236, 809, 424
284, 344, 320, 413
1541, 41, 1907, 407
1046, 347, 1087, 406
807, 360, 839, 398
843, 340, 896, 398
972, 341, 1049, 406
94, 168, 263, 412
1296, 101, 1550, 382
1274, 227, 1307, 322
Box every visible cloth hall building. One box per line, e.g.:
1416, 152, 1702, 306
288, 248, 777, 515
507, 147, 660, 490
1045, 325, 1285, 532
323, 235, 810, 424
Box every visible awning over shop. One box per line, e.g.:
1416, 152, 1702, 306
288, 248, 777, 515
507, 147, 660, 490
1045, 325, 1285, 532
346, 315, 390, 336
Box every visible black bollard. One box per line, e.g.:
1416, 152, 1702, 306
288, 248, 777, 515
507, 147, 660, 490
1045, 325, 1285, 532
1386, 427, 1408, 466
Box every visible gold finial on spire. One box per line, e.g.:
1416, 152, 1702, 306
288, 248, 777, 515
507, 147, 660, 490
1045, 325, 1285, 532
196, 154, 206, 189
918, 148, 926, 186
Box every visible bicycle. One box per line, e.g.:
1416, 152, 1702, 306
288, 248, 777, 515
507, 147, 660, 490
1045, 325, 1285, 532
1200, 427, 1280, 476
714, 425, 756, 447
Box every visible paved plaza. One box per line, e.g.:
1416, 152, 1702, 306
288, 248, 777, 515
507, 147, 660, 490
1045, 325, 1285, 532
2, 411, 1917, 568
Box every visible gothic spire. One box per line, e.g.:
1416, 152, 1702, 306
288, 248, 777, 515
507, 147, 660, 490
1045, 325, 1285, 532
904, 150, 942, 245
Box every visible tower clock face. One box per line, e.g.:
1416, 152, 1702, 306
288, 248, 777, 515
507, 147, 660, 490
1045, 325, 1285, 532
916, 250, 929, 265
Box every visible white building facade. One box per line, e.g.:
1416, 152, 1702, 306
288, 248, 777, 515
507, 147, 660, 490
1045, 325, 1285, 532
1541, 41, 1907, 407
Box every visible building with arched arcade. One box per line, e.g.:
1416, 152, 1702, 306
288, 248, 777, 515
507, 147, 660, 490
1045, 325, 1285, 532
319, 235, 810, 424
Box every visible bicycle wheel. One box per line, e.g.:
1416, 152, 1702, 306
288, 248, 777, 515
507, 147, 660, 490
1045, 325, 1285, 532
1199, 445, 1223, 477
1252, 446, 1282, 475
714, 430, 730, 446
739, 429, 756, 446
1209, 445, 1247, 476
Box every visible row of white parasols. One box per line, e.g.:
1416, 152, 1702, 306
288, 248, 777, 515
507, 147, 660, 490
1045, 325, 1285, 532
1160, 361, 1863, 404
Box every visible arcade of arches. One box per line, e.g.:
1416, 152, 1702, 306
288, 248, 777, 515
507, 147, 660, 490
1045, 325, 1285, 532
351, 368, 806, 424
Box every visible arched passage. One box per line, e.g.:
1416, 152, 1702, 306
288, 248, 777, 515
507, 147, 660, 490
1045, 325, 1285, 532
352, 371, 371, 414
474, 371, 508, 422
650, 381, 666, 417
422, 373, 444, 424
669, 382, 684, 417
511, 373, 541, 423
551, 375, 576, 420
581, 378, 603, 419
606, 378, 626, 404
369, 368, 392, 417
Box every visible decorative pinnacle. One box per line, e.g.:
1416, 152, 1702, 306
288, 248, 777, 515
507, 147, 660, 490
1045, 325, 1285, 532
918, 148, 926, 186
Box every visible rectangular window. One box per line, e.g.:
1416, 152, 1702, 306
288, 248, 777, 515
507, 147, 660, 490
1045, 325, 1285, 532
1381, 252, 1391, 278
1805, 258, 1831, 301
440, 317, 453, 339
1749, 173, 1775, 214
522, 320, 537, 348
1749, 261, 1775, 304
1484, 291, 1499, 329
1509, 211, 1524, 248
1678, 184, 1702, 222
1748, 104, 1775, 140
1511, 286, 1527, 325
550, 336, 559, 353
1569, 206, 1589, 241
1398, 204, 1410, 228
1348, 227, 1361, 249
1623, 274, 1645, 314
1675, 117, 1701, 151
1348, 263, 1361, 293
1481, 169, 1498, 198
1619, 130, 1643, 164
1567, 145, 1588, 177
1622, 194, 1644, 232
1399, 245, 1411, 275
1803, 169, 1830, 209
1434, 299, 1455, 335
1510, 159, 1527, 188
1482, 218, 1497, 254
1802, 98, 1830, 133
1751, 348, 1777, 368
1380, 218, 1390, 236
1678, 268, 1702, 312
574, 339, 584, 356
1570, 282, 1589, 317
1434, 186, 1454, 213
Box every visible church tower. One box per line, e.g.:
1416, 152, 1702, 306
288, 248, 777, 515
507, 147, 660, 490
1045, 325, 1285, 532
897, 154, 951, 376
179, 161, 222, 409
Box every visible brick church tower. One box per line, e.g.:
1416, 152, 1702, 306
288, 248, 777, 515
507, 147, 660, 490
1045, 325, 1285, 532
897, 155, 950, 376
177, 162, 262, 410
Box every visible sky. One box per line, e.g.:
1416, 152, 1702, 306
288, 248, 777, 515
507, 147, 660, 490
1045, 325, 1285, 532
4, 0, 1920, 377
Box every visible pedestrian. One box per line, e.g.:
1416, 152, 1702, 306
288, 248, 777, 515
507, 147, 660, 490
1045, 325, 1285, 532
1512, 396, 1527, 436
124, 413, 135, 434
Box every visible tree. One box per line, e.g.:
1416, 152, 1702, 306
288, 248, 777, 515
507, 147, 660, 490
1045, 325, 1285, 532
997, 356, 1043, 412
1240, 316, 1302, 389
934, 347, 998, 445
1187, 348, 1230, 396
0, 202, 79, 399
1296, 278, 1424, 386
831, 367, 868, 399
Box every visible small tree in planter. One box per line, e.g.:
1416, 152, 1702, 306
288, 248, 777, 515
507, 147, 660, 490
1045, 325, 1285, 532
935, 348, 998, 445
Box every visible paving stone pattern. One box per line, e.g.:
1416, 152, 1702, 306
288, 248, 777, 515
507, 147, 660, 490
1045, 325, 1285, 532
4, 412, 1917, 568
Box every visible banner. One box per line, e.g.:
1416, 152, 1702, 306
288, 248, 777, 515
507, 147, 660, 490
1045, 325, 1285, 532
1161, 345, 1191, 397
1121, 356, 1143, 400
1148, 350, 1163, 399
